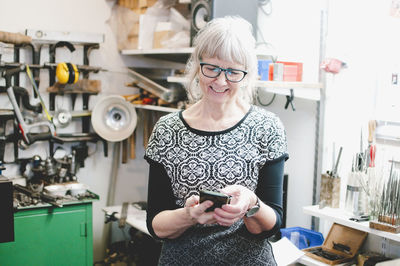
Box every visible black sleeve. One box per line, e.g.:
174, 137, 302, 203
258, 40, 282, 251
145, 158, 178, 240
255, 154, 288, 237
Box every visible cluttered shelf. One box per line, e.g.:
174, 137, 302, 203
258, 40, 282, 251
167, 75, 322, 101
303, 205, 400, 242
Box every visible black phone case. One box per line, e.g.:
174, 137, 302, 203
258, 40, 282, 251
199, 190, 231, 212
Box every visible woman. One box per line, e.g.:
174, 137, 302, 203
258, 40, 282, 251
145, 16, 288, 265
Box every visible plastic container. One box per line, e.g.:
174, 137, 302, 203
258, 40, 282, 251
66, 183, 88, 196
280, 227, 324, 250
44, 184, 68, 197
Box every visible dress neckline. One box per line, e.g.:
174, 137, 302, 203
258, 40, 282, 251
178, 105, 253, 136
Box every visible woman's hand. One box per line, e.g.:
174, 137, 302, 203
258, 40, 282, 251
184, 195, 217, 225
213, 185, 257, 227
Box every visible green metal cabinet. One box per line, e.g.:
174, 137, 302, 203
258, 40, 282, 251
0, 201, 95, 266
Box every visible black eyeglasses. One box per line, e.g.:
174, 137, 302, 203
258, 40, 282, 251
200, 62, 247, 83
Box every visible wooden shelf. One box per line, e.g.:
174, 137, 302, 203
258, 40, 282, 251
303, 205, 400, 242
121, 48, 320, 101
167, 76, 322, 101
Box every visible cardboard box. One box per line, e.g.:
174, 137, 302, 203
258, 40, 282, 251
276, 61, 303, 82
268, 63, 284, 81
128, 22, 140, 37
153, 22, 178, 49
304, 223, 368, 265
139, 0, 157, 8
132, 7, 147, 14
118, 0, 139, 9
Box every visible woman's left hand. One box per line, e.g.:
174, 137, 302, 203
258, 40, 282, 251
213, 185, 257, 227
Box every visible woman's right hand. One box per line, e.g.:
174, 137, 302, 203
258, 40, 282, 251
185, 195, 217, 225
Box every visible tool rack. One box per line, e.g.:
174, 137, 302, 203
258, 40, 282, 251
0, 30, 107, 165
0, 30, 106, 266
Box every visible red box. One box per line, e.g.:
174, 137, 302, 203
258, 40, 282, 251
276, 61, 303, 81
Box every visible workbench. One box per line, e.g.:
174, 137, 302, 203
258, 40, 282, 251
0, 198, 97, 266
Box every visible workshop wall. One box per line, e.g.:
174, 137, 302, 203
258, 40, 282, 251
0, 0, 145, 261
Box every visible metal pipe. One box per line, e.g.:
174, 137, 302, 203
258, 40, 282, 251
106, 142, 120, 206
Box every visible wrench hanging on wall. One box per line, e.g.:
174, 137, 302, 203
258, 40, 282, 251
7, 86, 59, 148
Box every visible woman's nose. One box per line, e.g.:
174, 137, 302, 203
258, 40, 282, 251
214, 71, 228, 84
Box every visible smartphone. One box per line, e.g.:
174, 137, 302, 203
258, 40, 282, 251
199, 190, 231, 212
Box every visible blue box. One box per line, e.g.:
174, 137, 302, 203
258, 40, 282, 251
258, 60, 272, 81
280, 227, 324, 250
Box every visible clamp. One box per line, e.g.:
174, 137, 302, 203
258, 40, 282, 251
284, 88, 296, 111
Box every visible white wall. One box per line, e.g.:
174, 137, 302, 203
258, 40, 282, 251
257, 0, 323, 229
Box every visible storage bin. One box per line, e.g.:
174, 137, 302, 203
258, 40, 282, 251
280, 227, 324, 250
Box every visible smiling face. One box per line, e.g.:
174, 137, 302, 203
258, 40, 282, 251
198, 57, 246, 105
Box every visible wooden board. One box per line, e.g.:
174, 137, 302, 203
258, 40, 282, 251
47, 79, 101, 94
369, 221, 400, 234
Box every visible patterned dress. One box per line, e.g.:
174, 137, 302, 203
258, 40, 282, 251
145, 105, 288, 266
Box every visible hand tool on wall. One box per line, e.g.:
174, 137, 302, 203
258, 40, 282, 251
26, 65, 53, 122
16, 43, 42, 97
6, 86, 57, 148
1, 66, 24, 159
4, 86, 42, 113
284, 88, 296, 111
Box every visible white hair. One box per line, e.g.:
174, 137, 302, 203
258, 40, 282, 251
185, 16, 258, 104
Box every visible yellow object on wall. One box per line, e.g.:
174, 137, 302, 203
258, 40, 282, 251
56, 62, 79, 84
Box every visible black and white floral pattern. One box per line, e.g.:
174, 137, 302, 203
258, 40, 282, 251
146, 105, 287, 207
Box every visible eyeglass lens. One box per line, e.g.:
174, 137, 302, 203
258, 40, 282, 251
200, 63, 246, 82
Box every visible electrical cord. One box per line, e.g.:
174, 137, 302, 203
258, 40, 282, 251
256, 87, 276, 107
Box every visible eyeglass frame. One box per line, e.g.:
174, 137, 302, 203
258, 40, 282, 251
199, 62, 248, 83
